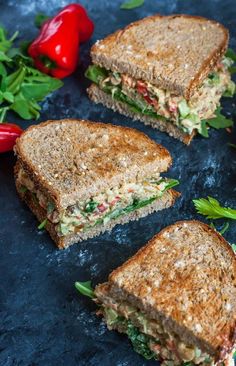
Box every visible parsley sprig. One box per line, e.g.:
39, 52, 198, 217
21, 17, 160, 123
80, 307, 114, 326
193, 197, 236, 220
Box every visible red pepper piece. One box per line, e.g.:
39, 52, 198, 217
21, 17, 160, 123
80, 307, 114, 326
28, 6, 81, 78
0, 123, 23, 153
63, 4, 94, 43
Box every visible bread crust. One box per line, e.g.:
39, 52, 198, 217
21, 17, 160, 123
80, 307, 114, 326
14, 119, 172, 210
88, 84, 195, 144
91, 14, 229, 99
105, 220, 236, 358
15, 162, 179, 249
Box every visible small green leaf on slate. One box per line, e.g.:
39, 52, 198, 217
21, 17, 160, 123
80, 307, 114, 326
225, 48, 236, 63
120, 0, 144, 10
38, 218, 47, 230
206, 107, 233, 130
200, 120, 209, 137
75, 281, 95, 298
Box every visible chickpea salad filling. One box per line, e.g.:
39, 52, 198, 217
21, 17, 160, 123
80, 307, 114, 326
86, 55, 235, 136
98, 302, 235, 366
17, 167, 179, 236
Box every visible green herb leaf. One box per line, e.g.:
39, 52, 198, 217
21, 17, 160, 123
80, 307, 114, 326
199, 120, 209, 137
202, 107, 233, 131
219, 222, 229, 235
85, 64, 108, 84
11, 92, 39, 119
0, 50, 12, 62
232, 244, 236, 254
193, 197, 236, 220
75, 281, 95, 299
84, 200, 99, 213
225, 48, 236, 63
229, 66, 236, 74
37, 218, 47, 230
162, 179, 179, 191
127, 322, 155, 360
35, 13, 50, 28
120, 0, 144, 10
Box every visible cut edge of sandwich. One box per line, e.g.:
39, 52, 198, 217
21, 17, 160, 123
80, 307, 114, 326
88, 84, 195, 145
15, 164, 179, 249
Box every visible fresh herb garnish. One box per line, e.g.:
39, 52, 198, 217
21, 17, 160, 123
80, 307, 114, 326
228, 143, 236, 149
85, 65, 108, 84
37, 218, 47, 230
225, 48, 236, 63
84, 200, 99, 213
200, 107, 233, 137
0, 25, 63, 122
75, 281, 95, 299
127, 321, 156, 360
193, 197, 236, 220
120, 0, 144, 10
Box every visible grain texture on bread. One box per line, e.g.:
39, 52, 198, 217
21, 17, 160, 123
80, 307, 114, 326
15, 119, 172, 210
15, 164, 179, 249
91, 14, 228, 99
88, 84, 195, 144
95, 221, 236, 358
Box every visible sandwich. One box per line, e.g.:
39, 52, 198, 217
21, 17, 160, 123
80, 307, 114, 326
14, 119, 179, 249
76, 220, 236, 365
86, 15, 235, 144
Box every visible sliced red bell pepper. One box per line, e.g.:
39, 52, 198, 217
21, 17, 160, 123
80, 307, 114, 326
0, 123, 23, 153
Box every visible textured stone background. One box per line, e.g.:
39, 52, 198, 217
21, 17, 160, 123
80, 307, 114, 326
0, 0, 236, 365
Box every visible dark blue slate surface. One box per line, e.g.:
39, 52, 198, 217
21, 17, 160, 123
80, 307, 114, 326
0, 1, 236, 365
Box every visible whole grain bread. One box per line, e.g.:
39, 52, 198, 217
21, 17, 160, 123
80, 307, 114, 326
88, 84, 195, 144
15, 165, 179, 249
15, 119, 172, 210
95, 221, 236, 359
91, 14, 228, 99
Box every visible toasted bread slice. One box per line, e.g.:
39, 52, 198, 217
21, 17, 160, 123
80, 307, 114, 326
95, 221, 236, 360
91, 14, 228, 99
15, 119, 172, 210
15, 162, 179, 249
88, 84, 196, 144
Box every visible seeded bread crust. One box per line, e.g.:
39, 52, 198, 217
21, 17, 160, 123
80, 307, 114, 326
14, 119, 172, 210
15, 163, 179, 249
88, 84, 195, 144
91, 14, 229, 99
95, 221, 236, 359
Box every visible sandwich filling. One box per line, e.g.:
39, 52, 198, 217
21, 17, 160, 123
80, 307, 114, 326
95, 289, 235, 366
17, 167, 178, 236
86, 56, 235, 136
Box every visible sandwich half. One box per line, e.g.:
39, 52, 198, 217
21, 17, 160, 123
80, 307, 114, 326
14, 119, 179, 249
88, 221, 236, 365
86, 15, 235, 144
